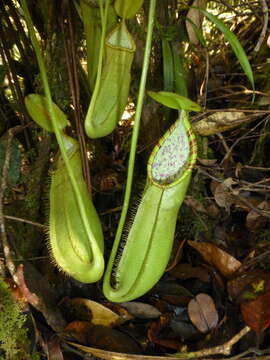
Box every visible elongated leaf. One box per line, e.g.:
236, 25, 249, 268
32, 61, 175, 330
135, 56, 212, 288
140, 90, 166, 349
148, 91, 201, 112
25, 94, 69, 132
195, 8, 254, 93
162, 38, 174, 92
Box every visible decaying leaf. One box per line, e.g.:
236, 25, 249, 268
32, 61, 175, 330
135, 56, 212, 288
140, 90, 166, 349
148, 313, 181, 350
61, 298, 120, 327
120, 302, 161, 319
187, 293, 218, 333
193, 111, 246, 136
65, 322, 141, 354
188, 240, 242, 278
241, 288, 270, 333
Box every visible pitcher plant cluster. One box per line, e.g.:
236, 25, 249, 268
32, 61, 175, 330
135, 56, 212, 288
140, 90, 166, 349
21, 0, 253, 302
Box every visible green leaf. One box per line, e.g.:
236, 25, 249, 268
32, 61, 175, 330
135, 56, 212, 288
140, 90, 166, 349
148, 91, 201, 112
195, 8, 255, 94
24, 94, 69, 132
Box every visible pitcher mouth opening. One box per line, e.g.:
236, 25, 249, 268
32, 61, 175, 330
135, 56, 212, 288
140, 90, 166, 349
148, 112, 197, 188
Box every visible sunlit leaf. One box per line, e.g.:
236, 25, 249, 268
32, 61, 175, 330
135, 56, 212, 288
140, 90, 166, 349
148, 91, 201, 111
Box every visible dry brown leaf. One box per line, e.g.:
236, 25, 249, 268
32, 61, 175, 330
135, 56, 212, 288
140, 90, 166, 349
193, 111, 246, 136
188, 293, 218, 333
188, 240, 242, 278
120, 302, 161, 319
61, 298, 120, 327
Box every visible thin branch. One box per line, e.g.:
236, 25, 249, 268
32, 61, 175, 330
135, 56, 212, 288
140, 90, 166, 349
221, 118, 267, 164
174, 326, 250, 359
4, 215, 47, 229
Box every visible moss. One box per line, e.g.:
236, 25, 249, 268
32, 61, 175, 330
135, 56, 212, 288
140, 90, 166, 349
0, 278, 39, 360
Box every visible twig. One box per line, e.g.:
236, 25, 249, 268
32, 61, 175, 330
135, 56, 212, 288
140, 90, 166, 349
243, 165, 270, 171
221, 118, 267, 164
4, 215, 47, 229
232, 194, 270, 219
199, 48, 209, 109
217, 133, 231, 159
173, 326, 250, 358
254, 0, 269, 52
228, 347, 270, 360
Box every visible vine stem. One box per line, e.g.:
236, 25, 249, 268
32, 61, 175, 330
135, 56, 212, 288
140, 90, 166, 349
21, 0, 103, 271
109, 0, 157, 263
